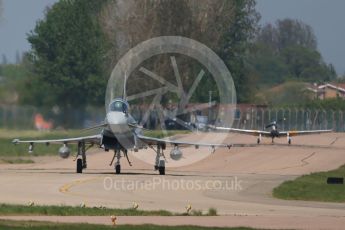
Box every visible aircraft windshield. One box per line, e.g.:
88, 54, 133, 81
109, 101, 128, 113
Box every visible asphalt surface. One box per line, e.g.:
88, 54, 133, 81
1, 132, 345, 229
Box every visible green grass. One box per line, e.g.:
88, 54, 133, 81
273, 164, 345, 202
207, 208, 218, 216
0, 137, 60, 157
0, 204, 173, 216
0, 129, 96, 156
0, 204, 220, 217
0, 220, 256, 230
143, 130, 191, 139
0, 129, 92, 139
1, 158, 34, 164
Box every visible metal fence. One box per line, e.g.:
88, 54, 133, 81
1, 105, 344, 132
231, 108, 345, 132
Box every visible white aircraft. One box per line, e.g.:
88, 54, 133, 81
12, 98, 231, 175
211, 121, 332, 144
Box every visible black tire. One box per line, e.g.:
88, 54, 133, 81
115, 164, 121, 174
158, 166, 165, 175
76, 159, 83, 173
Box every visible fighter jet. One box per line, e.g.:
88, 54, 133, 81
12, 98, 231, 175
211, 121, 332, 144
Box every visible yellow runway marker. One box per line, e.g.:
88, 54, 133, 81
59, 177, 102, 197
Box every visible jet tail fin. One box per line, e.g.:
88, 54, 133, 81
122, 72, 127, 100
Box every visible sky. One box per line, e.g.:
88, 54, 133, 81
0, 0, 345, 75
0, 0, 57, 62
256, 0, 345, 75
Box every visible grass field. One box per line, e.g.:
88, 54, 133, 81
0, 204, 174, 216
0, 204, 217, 217
0, 220, 256, 230
142, 130, 190, 139
0, 129, 190, 157
0, 158, 34, 164
0, 129, 86, 157
273, 164, 345, 202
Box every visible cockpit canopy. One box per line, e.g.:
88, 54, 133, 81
109, 99, 128, 113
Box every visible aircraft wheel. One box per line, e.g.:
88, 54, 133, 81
115, 164, 121, 174
76, 158, 83, 173
158, 166, 165, 175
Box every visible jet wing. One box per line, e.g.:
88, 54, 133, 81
278, 130, 332, 137
210, 126, 272, 137
12, 134, 102, 145
136, 134, 231, 149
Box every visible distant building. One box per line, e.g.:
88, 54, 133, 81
307, 83, 345, 99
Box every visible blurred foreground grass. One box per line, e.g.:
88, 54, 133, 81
0, 203, 173, 216
0, 219, 256, 230
0, 203, 217, 217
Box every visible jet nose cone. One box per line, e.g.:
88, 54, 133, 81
106, 112, 127, 125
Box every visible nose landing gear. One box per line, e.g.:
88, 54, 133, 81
114, 149, 121, 174
109, 146, 132, 174
115, 163, 121, 174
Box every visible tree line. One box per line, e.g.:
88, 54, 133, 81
249, 19, 336, 87
0, 0, 340, 112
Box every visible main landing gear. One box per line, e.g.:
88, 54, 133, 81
287, 134, 292, 145
152, 144, 166, 175
76, 141, 88, 173
257, 134, 262, 144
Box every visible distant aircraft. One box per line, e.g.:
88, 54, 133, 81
211, 121, 332, 144
13, 97, 231, 175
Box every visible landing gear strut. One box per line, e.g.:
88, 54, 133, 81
76, 141, 87, 173
154, 144, 165, 175
76, 159, 83, 174
109, 145, 132, 175
114, 149, 121, 174
287, 133, 291, 145
115, 163, 121, 174
257, 134, 262, 144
